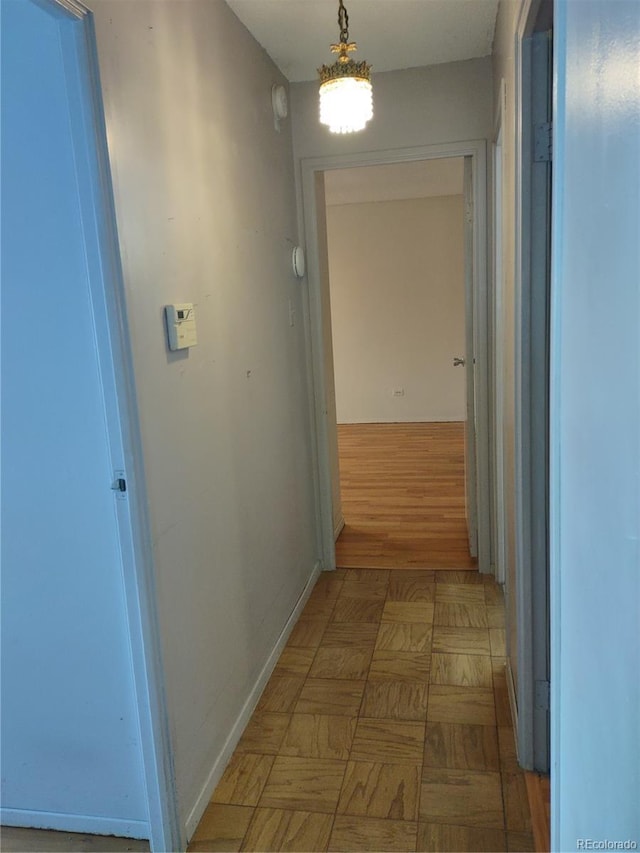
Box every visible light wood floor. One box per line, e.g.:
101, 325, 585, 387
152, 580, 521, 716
525, 772, 551, 853
335, 423, 477, 570
188, 568, 535, 852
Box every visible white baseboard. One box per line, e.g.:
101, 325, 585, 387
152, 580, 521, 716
334, 514, 345, 541
184, 561, 323, 841
338, 418, 465, 425
0, 809, 149, 839
506, 657, 519, 754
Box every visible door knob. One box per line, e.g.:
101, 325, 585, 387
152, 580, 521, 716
453, 357, 466, 367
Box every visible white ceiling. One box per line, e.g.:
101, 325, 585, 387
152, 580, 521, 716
224, 0, 499, 83
324, 158, 464, 206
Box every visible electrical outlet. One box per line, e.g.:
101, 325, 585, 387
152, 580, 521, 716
392, 388, 405, 397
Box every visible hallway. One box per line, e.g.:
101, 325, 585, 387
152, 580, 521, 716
189, 568, 533, 851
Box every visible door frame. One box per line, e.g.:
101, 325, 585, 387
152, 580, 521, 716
492, 80, 508, 586
463, 156, 479, 559
299, 140, 491, 574
513, 0, 552, 772
45, 2, 181, 848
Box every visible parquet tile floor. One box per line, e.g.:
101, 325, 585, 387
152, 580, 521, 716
2, 570, 538, 853
189, 569, 535, 852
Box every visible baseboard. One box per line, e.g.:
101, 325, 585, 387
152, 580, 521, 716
0, 808, 149, 839
334, 514, 345, 541
184, 561, 323, 841
506, 657, 519, 753
338, 418, 465, 425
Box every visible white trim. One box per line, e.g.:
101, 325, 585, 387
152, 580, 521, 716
0, 811, 148, 840
549, 3, 567, 848
53, 0, 87, 18
513, 0, 535, 774
336, 417, 465, 425
492, 80, 507, 586
31, 0, 88, 20
299, 168, 338, 571
184, 561, 323, 840
514, 0, 552, 773
463, 155, 479, 558
506, 657, 520, 756
57, 10, 180, 851
300, 141, 491, 574
334, 515, 345, 542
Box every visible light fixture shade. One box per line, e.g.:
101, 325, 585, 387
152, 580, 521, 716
318, 0, 373, 135
319, 76, 373, 134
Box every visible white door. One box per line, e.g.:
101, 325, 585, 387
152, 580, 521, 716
552, 1, 640, 846
0, 1, 173, 846
463, 156, 479, 558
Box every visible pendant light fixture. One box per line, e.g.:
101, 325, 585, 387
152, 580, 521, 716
318, 0, 373, 134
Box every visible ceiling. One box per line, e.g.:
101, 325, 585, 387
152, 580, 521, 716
224, 0, 500, 83
324, 158, 464, 206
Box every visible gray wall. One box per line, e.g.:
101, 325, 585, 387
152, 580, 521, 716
91, 0, 317, 832
292, 58, 493, 160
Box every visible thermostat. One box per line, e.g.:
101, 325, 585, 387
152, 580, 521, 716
165, 303, 197, 351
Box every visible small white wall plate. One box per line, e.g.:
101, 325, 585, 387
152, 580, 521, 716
292, 246, 306, 278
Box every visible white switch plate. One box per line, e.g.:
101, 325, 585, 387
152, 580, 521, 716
165, 303, 197, 351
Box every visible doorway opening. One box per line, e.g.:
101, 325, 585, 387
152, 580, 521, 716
321, 158, 475, 570
299, 141, 491, 577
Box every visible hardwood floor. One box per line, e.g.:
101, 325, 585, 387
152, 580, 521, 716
335, 423, 477, 570
525, 772, 551, 853
189, 568, 535, 852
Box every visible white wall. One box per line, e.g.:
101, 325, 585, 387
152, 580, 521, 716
90, 0, 317, 833
327, 195, 466, 423
551, 1, 640, 847
291, 58, 493, 161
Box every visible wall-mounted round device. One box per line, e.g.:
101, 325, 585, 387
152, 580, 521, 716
292, 246, 306, 279
272, 84, 288, 131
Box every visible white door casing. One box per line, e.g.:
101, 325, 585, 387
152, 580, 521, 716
463, 156, 479, 558
512, 0, 553, 773
493, 84, 508, 587
300, 141, 491, 574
